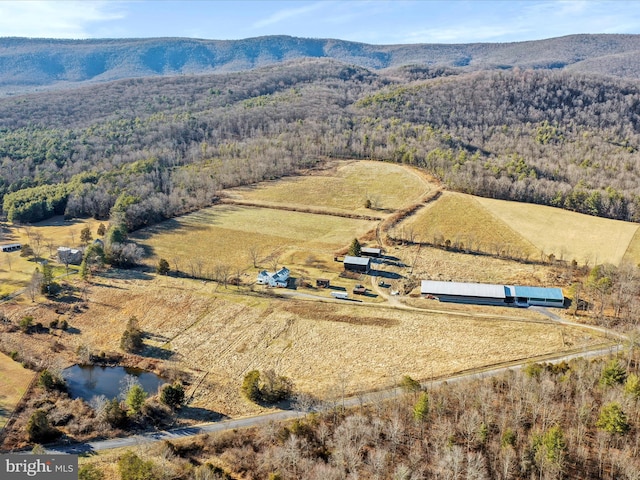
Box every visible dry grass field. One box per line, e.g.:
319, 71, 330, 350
0, 352, 35, 429
475, 196, 638, 266
405, 243, 566, 287
227, 160, 432, 215
38, 274, 599, 418
395, 192, 539, 258
132, 204, 378, 275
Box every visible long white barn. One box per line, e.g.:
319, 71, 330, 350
421, 280, 564, 308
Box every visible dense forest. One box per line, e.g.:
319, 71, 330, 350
1, 57, 640, 230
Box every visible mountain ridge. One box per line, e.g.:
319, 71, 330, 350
2, 34, 640, 95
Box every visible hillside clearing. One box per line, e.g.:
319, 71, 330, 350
0, 217, 102, 298
226, 160, 433, 214
474, 196, 638, 266
395, 192, 538, 258
132, 204, 377, 273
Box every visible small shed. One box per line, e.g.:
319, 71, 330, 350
361, 247, 382, 258
343, 255, 371, 273
0, 243, 21, 253
316, 279, 330, 288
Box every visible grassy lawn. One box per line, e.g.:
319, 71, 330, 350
475, 196, 639, 266
0, 352, 35, 429
227, 160, 432, 215
396, 192, 538, 258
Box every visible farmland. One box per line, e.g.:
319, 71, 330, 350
132, 204, 378, 279
475, 195, 639, 266
394, 192, 538, 258
0, 160, 618, 439
0, 217, 102, 297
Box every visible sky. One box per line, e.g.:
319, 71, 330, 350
0, 0, 639, 45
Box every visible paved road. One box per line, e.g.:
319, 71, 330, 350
44, 342, 623, 455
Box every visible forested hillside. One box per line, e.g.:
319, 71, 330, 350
1, 56, 640, 229
2, 34, 640, 95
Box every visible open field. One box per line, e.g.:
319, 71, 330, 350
0, 352, 35, 429
2, 273, 601, 419
132, 204, 378, 275
395, 192, 538, 258
226, 160, 433, 215
475, 196, 639, 266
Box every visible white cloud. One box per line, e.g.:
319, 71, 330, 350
0, 1, 125, 38
252, 1, 330, 29
402, 25, 530, 44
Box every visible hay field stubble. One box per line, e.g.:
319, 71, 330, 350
396, 192, 538, 258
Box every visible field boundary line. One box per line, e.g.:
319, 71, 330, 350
619, 224, 640, 264
468, 195, 541, 257
0, 372, 38, 447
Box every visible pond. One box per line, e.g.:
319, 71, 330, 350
62, 365, 166, 402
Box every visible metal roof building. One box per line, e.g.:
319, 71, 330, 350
421, 280, 565, 308
361, 247, 382, 257
0, 243, 21, 252
513, 286, 564, 307
343, 255, 371, 273
420, 280, 507, 306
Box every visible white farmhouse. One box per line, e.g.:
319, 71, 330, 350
256, 267, 290, 287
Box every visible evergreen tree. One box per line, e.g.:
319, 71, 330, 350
600, 359, 627, 386
125, 384, 148, 415
413, 391, 430, 422
157, 258, 170, 275
120, 316, 144, 353
80, 226, 93, 244
160, 383, 185, 409
348, 238, 362, 257
597, 402, 630, 435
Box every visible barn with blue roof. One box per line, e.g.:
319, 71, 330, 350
512, 286, 565, 307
